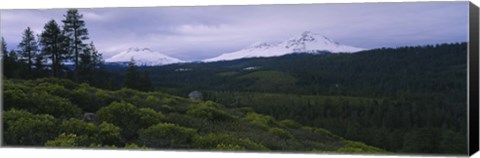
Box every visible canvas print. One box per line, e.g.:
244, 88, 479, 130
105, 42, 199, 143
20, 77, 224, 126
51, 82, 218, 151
0, 2, 473, 155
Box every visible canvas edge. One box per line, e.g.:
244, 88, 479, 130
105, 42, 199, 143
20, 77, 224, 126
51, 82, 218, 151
469, 1, 480, 156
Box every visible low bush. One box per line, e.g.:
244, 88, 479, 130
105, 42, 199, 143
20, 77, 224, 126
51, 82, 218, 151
268, 128, 293, 139
138, 123, 196, 148
193, 133, 269, 151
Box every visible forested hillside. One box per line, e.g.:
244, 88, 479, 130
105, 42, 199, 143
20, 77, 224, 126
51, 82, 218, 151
2, 78, 383, 153
130, 43, 467, 154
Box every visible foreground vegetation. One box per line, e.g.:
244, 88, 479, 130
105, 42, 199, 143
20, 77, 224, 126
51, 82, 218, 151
3, 78, 384, 153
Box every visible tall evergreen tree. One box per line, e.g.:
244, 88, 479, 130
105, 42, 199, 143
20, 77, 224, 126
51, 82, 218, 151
62, 9, 89, 82
18, 27, 39, 76
78, 41, 104, 83
2, 37, 10, 78
124, 58, 140, 90
89, 42, 103, 69
1, 37, 7, 57
140, 70, 153, 92
2, 37, 24, 79
40, 20, 69, 78
33, 53, 47, 78
79, 42, 102, 71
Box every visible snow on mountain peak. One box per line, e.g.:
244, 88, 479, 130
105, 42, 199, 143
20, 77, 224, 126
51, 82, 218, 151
126, 47, 152, 53
106, 47, 184, 66
204, 31, 364, 62
250, 41, 277, 49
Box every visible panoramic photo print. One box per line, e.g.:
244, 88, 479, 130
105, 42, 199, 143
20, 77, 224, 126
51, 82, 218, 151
0, 1, 471, 155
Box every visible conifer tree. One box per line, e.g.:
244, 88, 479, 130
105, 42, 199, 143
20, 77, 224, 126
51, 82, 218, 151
140, 70, 153, 91
1, 37, 7, 57
33, 53, 47, 78
124, 58, 139, 90
40, 20, 69, 78
18, 27, 39, 75
63, 9, 89, 82
79, 42, 102, 71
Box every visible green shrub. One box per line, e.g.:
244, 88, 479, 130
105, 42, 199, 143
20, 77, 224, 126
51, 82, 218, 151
138, 123, 196, 148
162, 97, 176, 105
216, 144, 246, 151
70, 84, 100, 112
96, 122, 124, 146
59, 118, 123, 147
279, 119, 301, 129
313, 128, 344, 140
96, 101, 163, 139
31, 91, 82, 119
3, 87, 30, 110
159, 105, 174, 113
145, 95, 163, 108
242, 112, 276, 129
61, 118, 97, 136
32, 82, 71, 98
4, 87, 81, 119
336, 140, 385, 153
186, 105, 233, 121
95, 89, 115, 106
235, 107, 255, 115
124, 143, 147, 149
4, 109, 58, 145
200, 101, 224, 109
193, 133, 269, 151
32, 78, 78, 90
136, 108, 165, 127
268, 128, 293, 139
45, 133, 78, 147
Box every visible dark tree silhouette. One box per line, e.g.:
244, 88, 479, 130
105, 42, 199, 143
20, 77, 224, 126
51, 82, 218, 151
63, 9, 89, 82
40, 20, 69, 78
18, 27, 39, 76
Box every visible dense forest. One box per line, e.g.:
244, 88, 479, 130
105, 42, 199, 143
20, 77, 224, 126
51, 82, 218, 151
1, 9, 468, 155
131, 43, 468, 154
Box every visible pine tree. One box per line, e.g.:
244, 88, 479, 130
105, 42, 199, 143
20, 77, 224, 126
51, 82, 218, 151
2, 38, 11, 78
33, 53, 47, 78
63, 9, 89, 82
1, 37, 7, 57
18, 27, 39, 76
89, 42, 103, 69
140, 70, 153, 91
40, 20, 69, 78
124, 58, 139, 90
79, 42, 103, 72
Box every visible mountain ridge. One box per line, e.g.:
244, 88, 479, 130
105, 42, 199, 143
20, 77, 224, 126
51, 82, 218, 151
204, 31, 364, 62
105, 47, 184, 66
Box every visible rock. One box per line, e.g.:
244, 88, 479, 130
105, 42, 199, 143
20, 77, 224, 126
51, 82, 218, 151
83, 113, 97, 122
188, 90, 203, 101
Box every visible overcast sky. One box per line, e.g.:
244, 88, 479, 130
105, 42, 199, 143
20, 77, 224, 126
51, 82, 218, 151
0, 2, 469, 61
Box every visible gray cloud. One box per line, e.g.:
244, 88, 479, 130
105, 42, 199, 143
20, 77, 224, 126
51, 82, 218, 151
1, 2, 468, 61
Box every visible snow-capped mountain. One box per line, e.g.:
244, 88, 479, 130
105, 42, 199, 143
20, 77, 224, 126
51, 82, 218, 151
204, 31, 364, 62
106, 48, 184, 66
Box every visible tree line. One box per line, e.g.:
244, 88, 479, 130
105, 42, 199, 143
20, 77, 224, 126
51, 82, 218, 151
1, 9, 153, 91
2, 9, 101, 81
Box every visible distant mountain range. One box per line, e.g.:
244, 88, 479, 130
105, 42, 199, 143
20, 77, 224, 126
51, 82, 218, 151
204, 31, 364, 62
105, 31, 364, 66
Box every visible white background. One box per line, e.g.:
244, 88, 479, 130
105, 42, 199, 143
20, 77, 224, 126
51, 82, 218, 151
0, 0, 478, 158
